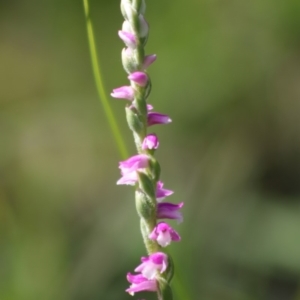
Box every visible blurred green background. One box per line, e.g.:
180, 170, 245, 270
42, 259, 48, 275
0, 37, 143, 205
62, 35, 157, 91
1, 0, 300, 299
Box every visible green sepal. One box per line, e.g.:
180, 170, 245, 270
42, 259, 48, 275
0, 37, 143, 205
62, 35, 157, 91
135, 189, 156, 222
121, 0, 135, 23
144, 78, 152, 100
165, 254, 175, 283
122, 50, 139, 74
132, 0, 146, 14
140, 35, 148, 47
134, 83, 148, 114
140, 218, 160, 253
157, 279, 173, 300
125, 106, 144, 134
120, 0, 129, 20
121, 0, 146, 25
149, 157, 161, 181
122, 60, 138, 74
157, 255, 174, 300
135, 79, 152, 103
137, 172, 156, 200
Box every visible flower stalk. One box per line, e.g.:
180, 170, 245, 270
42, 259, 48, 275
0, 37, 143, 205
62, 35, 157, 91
111, 0, 183, 298
82, 0, 128, 159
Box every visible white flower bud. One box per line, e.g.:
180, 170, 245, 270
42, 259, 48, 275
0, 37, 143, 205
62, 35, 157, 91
121, 48, 138, 74
120, 0, 132, 19
121, 2, 136, 23
122, 20, 133, 33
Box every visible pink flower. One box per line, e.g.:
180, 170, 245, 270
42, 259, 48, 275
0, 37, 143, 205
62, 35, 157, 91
149, 222, 181, 247
126, 252, 167, 296
111, 86, 134, 100
119, 154, 149, 174
116, 171, 138, 185
147, 112, 172, 126
128, 71, 148, 86
118, 30, 137, 49
157, 202, 184, 223
117, 154, 149, 185
156, 181, 173, 201
142, 133, 159, 150
147, 104, 153, 111
135, 252, 168, 279
126, 273, 157, 296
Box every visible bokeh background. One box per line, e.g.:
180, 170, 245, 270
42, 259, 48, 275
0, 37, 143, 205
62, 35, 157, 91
1, 0, 300, 299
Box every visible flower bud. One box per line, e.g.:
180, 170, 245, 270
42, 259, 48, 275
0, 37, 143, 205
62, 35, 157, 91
122, 48, 138, 74
128, 71, 148, 87
111, 85, 134, 100
121, 1, 135, 22
147, 112, 172, 126
122, 20, 133, 33
142, 133, 159, 150
118, 31, 137, 49
157, 202, 184, 223
143, 54, 157, 69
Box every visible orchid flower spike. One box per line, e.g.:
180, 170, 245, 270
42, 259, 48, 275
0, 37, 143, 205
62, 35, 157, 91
111, 0, 183, 297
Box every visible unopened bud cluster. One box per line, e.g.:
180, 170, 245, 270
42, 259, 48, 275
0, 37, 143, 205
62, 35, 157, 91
111, 0, 183, 298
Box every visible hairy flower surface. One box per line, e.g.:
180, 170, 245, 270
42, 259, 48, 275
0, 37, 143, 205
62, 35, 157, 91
149, 222, 181, 247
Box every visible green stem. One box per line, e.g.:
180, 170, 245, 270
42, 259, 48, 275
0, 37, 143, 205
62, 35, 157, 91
83, 0, 128, 159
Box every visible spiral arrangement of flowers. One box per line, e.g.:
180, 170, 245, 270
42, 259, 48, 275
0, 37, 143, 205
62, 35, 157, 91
110, 1, 184, 299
